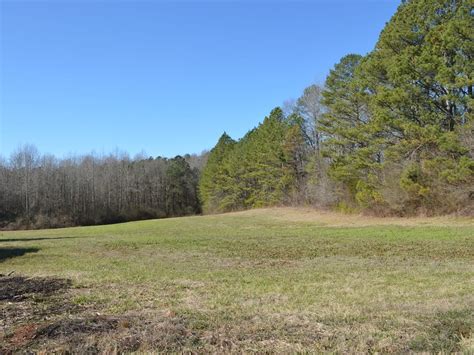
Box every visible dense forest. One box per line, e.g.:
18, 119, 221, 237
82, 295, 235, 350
0, 147, 206, 229
200, 0, 473, 216
1, 0, 473, 229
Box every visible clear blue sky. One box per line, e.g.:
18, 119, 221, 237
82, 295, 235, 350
0, 0, 400, 158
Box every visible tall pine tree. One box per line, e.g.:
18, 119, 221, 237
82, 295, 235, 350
360, 0, 474, 213
199, 133, 236, 213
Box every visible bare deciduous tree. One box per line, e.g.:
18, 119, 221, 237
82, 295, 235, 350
0, 146, 204, 229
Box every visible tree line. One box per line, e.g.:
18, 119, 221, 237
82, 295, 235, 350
200, 0, 473, 216
1, 0, 472, 228
0, 146, 206, 229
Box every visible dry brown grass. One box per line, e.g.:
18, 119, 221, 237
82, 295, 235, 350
229, 207, 474, 227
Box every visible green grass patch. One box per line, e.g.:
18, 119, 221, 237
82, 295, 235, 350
1, 208, 473, 352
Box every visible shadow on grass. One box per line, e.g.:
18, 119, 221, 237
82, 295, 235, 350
0, 236, 87, 243
0, 247, 39, 262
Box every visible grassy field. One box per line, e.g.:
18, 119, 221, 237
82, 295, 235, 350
1, 208, 473, 352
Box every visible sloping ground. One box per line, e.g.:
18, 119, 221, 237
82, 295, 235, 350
229, 207, 474, 227
0, 208, 473, 352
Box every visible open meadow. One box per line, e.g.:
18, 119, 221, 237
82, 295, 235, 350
1, 208, 473, 352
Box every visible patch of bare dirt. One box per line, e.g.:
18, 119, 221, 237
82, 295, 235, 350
8, 313, 202, 353
0, 275, 71, 302
36, 315, 121, 339
0, 274, 80, 352
0, 274, 202, 353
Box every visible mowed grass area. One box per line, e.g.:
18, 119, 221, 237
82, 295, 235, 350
1, 208, 473, 352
